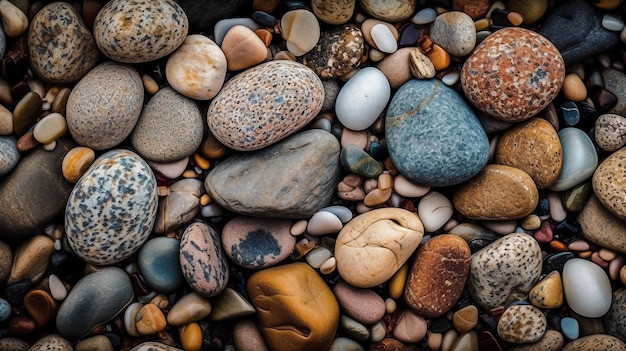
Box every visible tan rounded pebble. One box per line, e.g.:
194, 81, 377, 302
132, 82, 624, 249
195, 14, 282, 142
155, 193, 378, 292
7, 235, 55, 284
579, 194, 626, 253
562, 73, 587, 102
221, 26, 267, 71
167, 292, 211, 326
393, 174, 430, 198
509, 329, 564, 351
142, 74, 159, 95
428, 331, 443, 351
528, 270, 563, 309
453, 305, 478, 333
429, 11, 476, 57
595, 113, 626, 152
320, 256, 337, 274
179, 322, 202, 351
0, 0, 28, 37
281, 9, 320, 56
290, 220, 308, 236
33, 113, 67, 144
417, 191, 454, 232
562, 334, 626, 351
135, 303, 167, 335
593, 147, 626, 221
393, 309, 427, 343
599, 248, 617, 261
363, 188, 392, 207
497, 304, 547, 343
409, 48, 436, 79
359, 0, 416, 22
307, 211, 343, 235
521, 214, 541, 230
62, 146, 95, 183
341, 128, 369, 149
0, 104, 12, 135
311, 0, 355, 24
0, 337, 29, 351
75, 335, 114, 351
376, 47, 414, 89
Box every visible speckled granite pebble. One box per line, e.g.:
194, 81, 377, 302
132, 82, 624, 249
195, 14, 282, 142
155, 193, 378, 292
429, 11, 476, 57
93, 0, 188, 63
461, 27, 565, 122
603, 288, 626, 341
208, 60, 324, 151
302, 24, 364, 78
593, 147, 626, 220
497, 304, 547, 343
65, 149, 158, 265
27, 334, 72, 351
561, 334, 626, 351
0, 135, 19, 176
595, 114, 626, 152
312, 0, 355, 25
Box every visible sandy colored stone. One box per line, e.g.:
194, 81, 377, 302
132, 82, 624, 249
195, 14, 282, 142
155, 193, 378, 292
528, 271, 564, 309
7, 235, 54, 284
27, 334, 72, 351
453, 305, 478, 333
562, 334, 626, 351
377, 47, 414, 89
302, 24, 363, 79
221, 25, 267, 71
358, 0, 416, 21
311, 0, 355, 24
593, 147, 626, 220
578, 193, 626, 254
497, 305, 547, 343
429, 11, 476, 57
562, 73, 587, 101
595, 114, 626, 152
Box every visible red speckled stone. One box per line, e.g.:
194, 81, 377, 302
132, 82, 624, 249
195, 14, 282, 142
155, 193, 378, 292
461, 27, 565, 122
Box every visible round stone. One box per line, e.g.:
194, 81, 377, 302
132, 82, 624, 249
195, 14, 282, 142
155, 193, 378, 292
595, 113, 626, 152
302, 24, 364, 78
221, 25, 267, 71
336, 68, 390, 131
593, 147, 626, 220
28, 334, 73, 351
333, 281, 386, 325
138, 237, 184, 293
497, 304, 547, 343
563, 258, 612, 318
429, 11, 476, 57
358, 0, 416, 22
550, 127, 598, 191
0, 298, 11, 322
461, 27, 565, 122
0, 135, 19, 176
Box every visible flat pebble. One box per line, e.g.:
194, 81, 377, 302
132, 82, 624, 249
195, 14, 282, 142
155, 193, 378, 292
33, 113, 67, 145
497, 304, 547, 343
75, 335, 113, 351
562, 258, 612, 318
7, 235, 54, 284
307, 211, 343, 236
281, 9, 320, 56
333, 281, 385, 325
453, 305, 478, 333
340, 144, 382, 178
603, 13, 625, 31
335, 67, 390, 131
412, 8, 437, 24
595, 113, 626, 152
549, 127, 598, 191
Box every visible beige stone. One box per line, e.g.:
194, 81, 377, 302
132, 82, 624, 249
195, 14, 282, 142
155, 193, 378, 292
562, 73, 587, 102
221, 26, 267, 71
0, 0, 28, 37
7, 235, 55, 284
509, 330, 564, 351
453, 305, 478, 333
562, 334, 626, 351
497, 305, 547, 343
167, 292, 211, 326
359, 0, 416, 21
376, 47, 414, 89
578, 194, 626, 254
593, 147, 626, 221
409, 49, 436, 79
595, 114, 626, 152
311, 0, 355, 24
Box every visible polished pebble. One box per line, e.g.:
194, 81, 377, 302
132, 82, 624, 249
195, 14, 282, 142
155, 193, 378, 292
335, 67, 390, 131
550, 127, 598, 191
562, 258, 612, 318
497, 304, 547, 343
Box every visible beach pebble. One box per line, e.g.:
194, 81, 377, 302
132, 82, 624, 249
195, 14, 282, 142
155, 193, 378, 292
550, 127, 598, 191
0, 241, 10, 283
333, 281, 385, 325
154, 178, 202, 234
307, 211, 343, 236
221, 25, 267, 71
604, 288, 626, 341
593, 147, 626, 220
138, 237, 184, 293
497, 304, 547, 343
562, 334, 626, 351
429, 11, 476, 57
336, 67, 390, 131
233, 318, 270, 351
595, 114, 626, 152
302, 24, 364, 78
370, 24, 397, 54
311, 0, 355, 24
340, 144, 382, 178
167, 292, 211, 326
453, 305, 478, 333
412, 8, 437, 24
359, 0, 416, 22
27, 334, 72, 351
129, 342, 184, 351
61, 146, 95, 183
32, 113, 67, 145
393, 175, 429, 198
7, 235, 54, 285
136, 303, 166, 335
209, 287, 255, 321
417, 191, 454, 233
393, 309, 427, 343
281, 9, 320, 56
604, 68, 626, 116
74, 335, 114, 351
579, 194, 626, 253
0, 135, 19, 176
329, 337, 364, 351
562, 258, 612, 318
509, 329, 564, 351
528, 270, 563, 309
376, 48, 416, 89
148, 157, 188, 180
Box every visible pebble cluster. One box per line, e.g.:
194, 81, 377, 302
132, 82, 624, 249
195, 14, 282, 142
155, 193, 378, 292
3, 0, 626, 351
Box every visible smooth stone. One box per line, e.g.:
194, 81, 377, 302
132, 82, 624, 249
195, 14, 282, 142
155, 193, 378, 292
306, 246, 332, 269
549, 128, 598, 191
561, 317, 579, 340
321, 79, 340, 111
0, 104, 12, 135
138, 237, 184, 293
205, 129, 340, 218
376, 47, 415, 89
0, 241, 9, 283
131, 87, 203, 162
311, 0, 354, 24
12, 92, 41, 136
340, 315, 370, 341
154, 178, 202, 234
0, 135, 19, 176
28, 2, 99, 83
180, 222, 229, 297
65, 149, 157, 265
302, 24, 364, 78
593, 147, 626, 220
604, 288, 626, 341
335, 67, 390, 131
603, 68, 626, 116
562, 258, 612, 318
221, 25, 267, 71
361, 19, 398, 49
0, 139, 74, 239
509, 329, 564, 351
329, 337, 364, 351
506, 0, 548, 24
495, 118, 562, 188
405, 234, 471, 318
7, 235, 54, 284
358, 0, 416, 21
48, 274, 67, 300
412, 8, 437, 24
333, 281, 385, 325
0, 337, 29, 351
56, 267, 133, 340
393, 174, 429, 198
453, 305, 479, 333
562, 334, 626, 351
340, 144, 382, 178
93, 0, 188, 63
417, 191, 454, 232
210, 287, 255, 321
33, 113, 67, 145
281, 9, 320, 56
335, 208, 424, 288
370, 24, 397, 54
221, 216, 295, 269
462, 27, 564, 122
386, 79, 489, 186
321, 205, 353, 223
135, 303, 166, 335
562, 74, 587, 102
529, 271, 564, 309
233, 318, 270, 351
213, 17, 261, 46
429, 11, 475, 57
166, 34, 227, 100
167, 292, 211, 326
66, 62, 143, 150
130, 342, 183, 351
307, 211, 343, 236
0, 297, 10, 322
595, 113, 626, 151
0, 23, 4, 57
27, 334, 72, 351
148, 157, 188, 180
61, 146, 95, 183
468, 233, 542, 309
453, 164, 539, 220
247, 262, 339, 351
393, 309, 427, 343
497, 305, 547, 343
75, 335, 114, 351
208, 60, 323, 151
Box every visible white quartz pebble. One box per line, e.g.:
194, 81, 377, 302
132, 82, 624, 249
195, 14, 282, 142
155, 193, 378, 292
306, 246, 332, 269
320, 256, 337, 274
441, 70, 460, 86
562, 258, 612, 318
48, 274, 67, 300
393, 174, 430, 198
335, 67, 390, 131
418, 191, 453, 232
603, 14, 625, 32
307, 210, 343, 235
412, 8, 437, 25
370, 24, 397, 54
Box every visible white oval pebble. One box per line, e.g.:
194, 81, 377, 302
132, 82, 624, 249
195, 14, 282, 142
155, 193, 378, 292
319, 256, 337, 274
603, 14, 625, 32
393, 174, 430, 198
412, 8, 437, 25
306, 246, 332, 269
213, 18, 261, 45
371, 24, 397, 54
48, 274, 67, 300
124, 302, 144, 336
562, 258, 612, 318
441, 70, 460, 86
418, 191, 453, 232
336, 67, 390, 131
307, 211, 343, 235
147, 157, 189, 179
320, 205, 353, 223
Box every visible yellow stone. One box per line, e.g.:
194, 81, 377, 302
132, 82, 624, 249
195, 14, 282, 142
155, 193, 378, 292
179, 323, 203, 351
136, 304, 167, 335
388, 261, 409, 299
529, 271, 563, 309
62, 146, 96, 183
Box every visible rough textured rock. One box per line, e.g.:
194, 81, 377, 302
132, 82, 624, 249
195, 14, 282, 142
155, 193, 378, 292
561, 334, 626, 351
497, 304, 547, 343
603, 288, 626, 342
593, 147, 626, 221
302, 24, 364, 78
579, 194, 626, 254
311, 0, 355, 24
429, 11, 476, 57
509, 330, 564, 351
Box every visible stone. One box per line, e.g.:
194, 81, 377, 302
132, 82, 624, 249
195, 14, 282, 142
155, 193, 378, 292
166, 34, 227, 100
429, 12, 476, 57
417, 191, 454, 232
247, 262, 339, 351
23, 288, 56, 327
562, 334, 626, 351
311, 0, 355, 24
281, 9, 320, 56
604, 288, 626, 341
75, 335, 114, 351
468, 233, 542, 309
65, 149, 157, 265
593, 147, 626, 221
135, 303, 166, 335
509, 330, 564, 351
377, 48, 415, 89
221, 25, 267, 71
453, 164, 539, 220
340, 314, 369, 341
7, 235, 54, 284
336, 67, 390, 131
0, 135, 18, 176
302, 24, 363, 78
340, 144, 382, 178
28, 2, 99, 83
393, 309, 427, 343
452, 0, 489, 19
138, 237, 184, 293
210, 287, 255, 321
33, 113, 67, 145
506, 0, 548, 24
0, 241, 10, 283
370, 24, 397, 53
167, 292, 211, 326
405, 234, 471, 318
0, 337, 29, 351
495, 118, 562, 188
0, 139, 74, 240
386, 79, 489, 187
221, 216, 295, 269
550, 128, 597, 191
154, 178, 203, 234
333, 281, 385, 325
358, 0, 416, 21
213, 18, 261, 46
497, 305, 547, 343
335, 208, 424, 288
562, 258, 612, 318
603, 68, 626, 116
233, 318, 270, 351
179, 222, 229, 297
529, 271, 564, 309
130, 87, 203, 162
453, 305, 479, 333
56, 267, 134, 340
361, 19, 398, 50
539, 0, 620, 64
205, 129, 340, 218
329, 337, 364, 351
561, 317, 579, 340
93, 0, 188, 63
595, 114, 626, 152
66, 62, 143, 150
562, 73, 587, 102
130, 342, 183, 351
61, 146, 95, 183
27, 334, 72, 351
208, 60, 323, 151
12, 92, 41, 136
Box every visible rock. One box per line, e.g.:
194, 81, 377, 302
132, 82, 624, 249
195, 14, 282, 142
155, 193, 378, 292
593, 147, 626, 220
131, 87, 203, 162
307, 210, 344, 236
321, 79, 340, 111
0, 241, 10, 283
61, 146, 95, 183
462, 27, 564, 122
393, 309, 427, 343
0, 25, 4, 58
550, 127, 598, 191
281, 9, 320, 56
27, 2, 99, 83
179, 222, 229, 297
506, 0, 548, 25
468, 233, 542, 309
7, 235, 54, 284
562, 258, 612, 318
93, 0, 188, 63
233, 318, 270, 351
138, 237, 184, 293
65, 149, 157, 265
509, 330, 564, 351
333, 281, 385, 325
0, 139, 74, 240
135, 304, 166, 335
311, 0, 355, 24
74, 335, 113, 351
208, 60, 324, 151
56, 267, 134, 340
221, 25, 267, 71
429, 11, 476, 57
603, 68, 626, 116
130, 342, 184, 351
453, 164, 539, 220
452, 0, 489, 19
209, 287, 255, 321
562, 334, 626, 351
361, 19, 398, 50
495, 118, 562, 188
358, 0, 416, 21
497, 305, 547, 343
335, 208, 424, 288
205, 129, 340, 218
528, 271, 564, 309
27, 334, 72, 351
336, 68, 390, 131
329, 337, 364, 351
417, 191, 454, 232
370, 24, 397, 53
539, 0, 620, 64
302, 24, 363, 78
154, 178, 202, 234
66, 62, 143, 150
0, 337, 29, 351
0, 135, 18, 176
247, 262, 339, 351
166, 34, 227, 100
386, 79, 489, 187
177, 0, 248, 30
340, 144, 382, 177
453, 305, 478, 333
604, 288, 626, 341
595, 114, 626, 152
167, 292, 211, 326
376, 48, 415, 89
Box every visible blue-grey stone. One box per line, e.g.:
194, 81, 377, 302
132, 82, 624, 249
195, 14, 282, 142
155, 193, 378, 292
539, 0, 620, 65
138, 237, 184, 294
561, 317, 579, 340
0, 298, 10, 322
385, 79, 489, 187
0, 136, 19, 176
0, 26, 5, 61
340, 144, 382, 178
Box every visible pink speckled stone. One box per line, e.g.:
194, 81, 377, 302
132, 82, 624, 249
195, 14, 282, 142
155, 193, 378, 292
461, 27, 565, 122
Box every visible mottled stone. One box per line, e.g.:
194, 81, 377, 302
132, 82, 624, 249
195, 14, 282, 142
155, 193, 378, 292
0, 337, 29, 351
497, 305, 547, 343
28, 2, 99, 83
462, 27, 565, 122
65, 149, 158, 265
509, 330, 564, 351
340, 144, 382, 178
167, 292, 211, 326
312, 0, 355, 25
358, 0, 416, 21
27, 334, 72, 351
302, 24, 364, 78
429, 11, 476, 57
205, 129, 340, 218
130, 342, 183, 351
603, 288, 626, 342
595, 114, 626, 152
593, 147, 626, 221
208, 60, 324, 151
562, 334, 626, 351
333, 281, 385, 325
529, 271, 564, 309
0, 135, 19, 176
468, 233, 542, 309
138, 237, 184, 293
94, 0, 188, 63
154, 178, 203, 234
603, 68, 626, 116
386, 79, 489, 187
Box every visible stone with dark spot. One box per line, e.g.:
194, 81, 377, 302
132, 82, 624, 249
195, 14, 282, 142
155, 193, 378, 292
301, 24, 364, 78
562, 334, 626, 351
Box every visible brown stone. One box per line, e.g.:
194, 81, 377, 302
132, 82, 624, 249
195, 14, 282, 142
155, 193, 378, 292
593, 147, 626, 221
377, 48, 414, 89
311, 0, 355, 25
301, 24, 363, 78
578, 194, 626, 254
23, 289, 57, 327
452, 0, 490, 20
358, 0, 416, 22
7, 235, 55, 284
221, 25, 268, 71
562, 334, 626, 351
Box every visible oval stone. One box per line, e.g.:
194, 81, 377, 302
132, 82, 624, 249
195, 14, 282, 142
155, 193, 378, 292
562, 334, 626, 351
208, 60, 324, 151
333, 281, 385, 325
56, 267, 134, 340
0, 135, 19, 176
138, 237, 184, 293
497, 305, 547, 343
429, 11, 476, 57
311, 0, 355, 25
28, 334, 72, 351
593, 147, 626, 221
301, 24, 364, 78
595, 113, 626, 152
336, 67, 390, 131
579, 194, 626, 254
93, 0, 188, 63
604, 288, 626, 341
65, 149, 158, 265
386, 79, 489, 187
359, 0, 416, 21
562, 258, 612, 318
550, 127, 598, 191
461, 27, 565, 122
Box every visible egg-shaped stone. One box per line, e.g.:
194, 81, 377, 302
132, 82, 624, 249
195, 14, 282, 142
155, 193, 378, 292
593, 147, 626, 221
336, 67, 390, 131
562, 258, 612, 318
65, 150, 158, 265
208, 60, 324, 151
138, 237, 184, 294
93, 0, 188, 63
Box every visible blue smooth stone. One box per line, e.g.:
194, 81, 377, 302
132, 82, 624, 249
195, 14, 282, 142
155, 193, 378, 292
560, 101, 580, 127
0, 298, 10, 322
561, 317, 580, 340
138, 237, 184, 294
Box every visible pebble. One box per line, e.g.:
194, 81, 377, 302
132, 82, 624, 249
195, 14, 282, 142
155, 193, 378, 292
562, 258, 612, 318
130, 342, 184, 351
302, 24, 364, 78
359, 0, 416, 22
209, 287, 255, 321
153, 178, 202, 234
321, 79, 340, 111
281, 9, 320, 56
595, 113, 626, 151
561, 317, 579, 340
549, 127, 598, 192
7, 235, 54, 284
138, 237, 184, 293
497, 304, 547, 343
0, 337, 29, 351
412, 8, 437, 25
417, 191, 454, 232
27, 334, 72, 351
221, 25, 267, 71
603, 68, 626, 116
307, 211, 343, 236
322, 205, 353, 223
593, 147, 626, 220
167, 292, 211, 326
604, 288, 626, 341
233, 318, 270, 351
336, 67, 390, 131
75, 335, 114, 351
311, 0, 354, 25
377, 48, 416, 89
562, 73, 587, 102
453, 305, 478, 333
393, 174, 430, 198
370, 24, 397, 53
32, 113, 67, 145
561, 334, 626, 351
429, 11, 476, 57
329, 337, 365, 351
602, 13, 624, 32
341, 315, 370, 341
333, 281, 385, 325
12, 92, 41, 136
510, 329, 564, 351
528, 270, 563, 309
393, 309, 427, 343
340, 144, 383, 177
136, 303, 167, 335
213, 17, 261, 46
0, 297, 10, 321
0, 135, 19, 176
